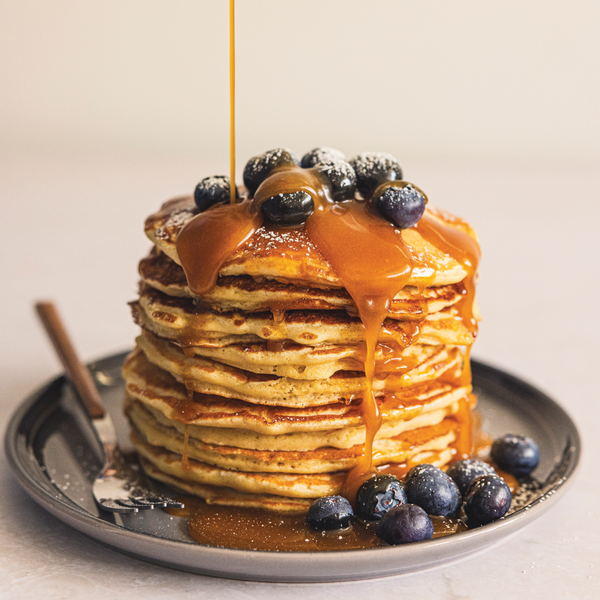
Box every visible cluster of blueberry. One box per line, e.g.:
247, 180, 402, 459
306, 434, 540, 546
193, 147, 428, 229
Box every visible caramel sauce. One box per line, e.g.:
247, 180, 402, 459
413, 209, 479, 390
430, 515, 469, 538
380, 317, 423, 348
268, 304, 287, 325
471, 409, 493, 456
414, 211, 480, 335
491, 464, 519, 494
167, 497, 466, 551
376, 461, 412, 480
449, 396, 474, 462
360, 340, 421, 379
176, 201, 261, 295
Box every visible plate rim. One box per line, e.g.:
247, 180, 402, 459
4, 354, 581, 583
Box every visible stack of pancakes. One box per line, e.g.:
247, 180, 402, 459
124, 196, 479, 513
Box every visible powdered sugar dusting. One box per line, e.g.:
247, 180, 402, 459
199, 175, 230, 191
154, 205, 196, 240
244, 148, 299, 181
301, 147, 346, 168
316, 159, 355, 182
244, 227, 320, 259
350, 152, 401, 177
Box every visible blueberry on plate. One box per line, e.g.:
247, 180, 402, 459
404, 463, 462, 518
446, 459, 497, 496
194, 175, 236, 212
301, 146, 346, 168
307, 496, 354, 531
349, 152, 403, 198
355, 474, 407, 521
464, 474, 512, 526
314, 160, 356, 202
243, 148, 299, 196
376, 504, 434, 545
260, 191, 314, 225
491, 434, 540, 477
374, 182, 427, 229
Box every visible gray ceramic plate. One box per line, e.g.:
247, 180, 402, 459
5, 353, 580, 583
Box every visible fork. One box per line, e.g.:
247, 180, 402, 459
35, 301, 184, 514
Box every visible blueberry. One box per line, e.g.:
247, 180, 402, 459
376, 504, 434, 545
349, 152, 403, 198
307, 496, 354, 531
260, 191, 314, 225
464, 474, 512, 526
243, 148, 299, 196
374, 183, 427, 229
301, 147, 346, 168
355, 475, 407, 521
404, 464, 462, 518
446, 459, 497, 496
194, 175, 237, 212
315, 160, 356, 202
491, 434, 540, 477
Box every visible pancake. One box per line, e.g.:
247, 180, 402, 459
139, 249, 467, 314
138, 459, 314, 513
127, 398, 461, 473
132, 285, 474, 349
122, 348, 472, 439
139, 439, 455, 513
145, 197, 477, 288
135, 329, 465, 407
130, 419, 458, 498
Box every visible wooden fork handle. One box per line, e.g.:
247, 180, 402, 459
35, 301, 106, 419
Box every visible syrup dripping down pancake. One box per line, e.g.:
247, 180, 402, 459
129, 419, 459, 499
134, 330, 465, 407
145, 197, 478, 289
126, 397, 463, 474
139, 249, 469, 315
122, 348, 472, 440
132, 285, 475, 349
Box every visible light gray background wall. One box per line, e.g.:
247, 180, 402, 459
2, 0, 599, 169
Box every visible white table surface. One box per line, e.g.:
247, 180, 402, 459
1, 153, 598, 599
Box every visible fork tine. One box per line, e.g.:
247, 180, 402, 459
131, 495, 168, 507
115, 498, 153, 510
98, 499, 139, 514
129, 497, 164, 508
152, 497, 185, 508
131, 493, 185, 509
